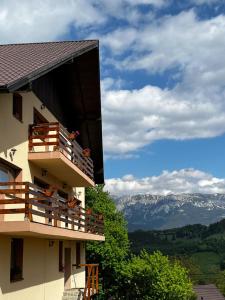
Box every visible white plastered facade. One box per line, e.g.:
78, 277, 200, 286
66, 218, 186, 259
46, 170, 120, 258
0, 92, 87, 300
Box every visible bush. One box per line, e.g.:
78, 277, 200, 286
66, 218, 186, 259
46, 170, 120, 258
120, 251, 196, 300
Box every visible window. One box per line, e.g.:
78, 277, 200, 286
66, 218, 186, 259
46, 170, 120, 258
76, 242, 81, 268
10, 238, 23, 282
13, 93, 23, 122
59, 241, 63, 272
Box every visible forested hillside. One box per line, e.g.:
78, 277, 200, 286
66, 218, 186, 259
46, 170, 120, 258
129, 219, 225, 284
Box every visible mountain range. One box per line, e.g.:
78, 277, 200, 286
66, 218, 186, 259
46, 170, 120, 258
114, 193, 225, 231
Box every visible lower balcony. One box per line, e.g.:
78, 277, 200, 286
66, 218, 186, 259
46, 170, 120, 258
0, 182, 104, 241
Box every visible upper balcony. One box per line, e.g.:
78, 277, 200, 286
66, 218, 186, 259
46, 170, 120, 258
0, 181, 104, 241
28, 122, 94, 187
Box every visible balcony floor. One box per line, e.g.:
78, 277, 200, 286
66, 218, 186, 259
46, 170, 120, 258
0, 220, 105, 241
28, 151, 95, 187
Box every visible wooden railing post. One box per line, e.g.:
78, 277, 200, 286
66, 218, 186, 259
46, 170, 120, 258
28, 125, 33, 152
81, 264, 99, 300
96, 265, 99, 293
24, 182, 32, 221
53, 208, 58, 227
92, 266, 95, 297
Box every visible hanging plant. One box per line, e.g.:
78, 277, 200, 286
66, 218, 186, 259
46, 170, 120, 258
82, 148, 91, 157
44, 185, 57, 197
86, 208, 92, 215
68, 130, 80, 141
67, 198, 76, 209
67, 197, 82, 209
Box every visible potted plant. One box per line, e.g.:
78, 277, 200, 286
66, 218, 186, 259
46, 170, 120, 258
68, 130, 79, 141
86, 208, 92, 215
44, 185, 57, 197
82, 148, 91, 157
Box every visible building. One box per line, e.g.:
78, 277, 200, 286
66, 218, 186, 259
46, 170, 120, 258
194, 284, 225, 300
0, 41, 104, 300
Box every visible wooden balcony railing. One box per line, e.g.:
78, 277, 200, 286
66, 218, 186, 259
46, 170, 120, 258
80, 264, 99, 300
28, 122, 94, 180
0, 182, 104, 235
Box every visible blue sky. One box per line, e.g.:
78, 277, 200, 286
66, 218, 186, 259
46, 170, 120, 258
1, 0, 225, 195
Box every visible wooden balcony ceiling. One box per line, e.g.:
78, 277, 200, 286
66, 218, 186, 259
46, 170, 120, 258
28, 151, 94, 187
0, 221, 105, 241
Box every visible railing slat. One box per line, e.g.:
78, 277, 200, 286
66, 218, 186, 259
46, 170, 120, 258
0, 208, 25, 214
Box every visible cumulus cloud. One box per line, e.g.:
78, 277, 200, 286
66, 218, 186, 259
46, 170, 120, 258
101, 11, 225, 156
102, 80, 225, 155
0, 0, 164, 44
102, 10, 225, 83
104, 169, 225, 196
0, 0, 107, 43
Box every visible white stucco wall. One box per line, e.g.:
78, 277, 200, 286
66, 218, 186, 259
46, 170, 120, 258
0, 92, 86, 299
0, 237, 85, 300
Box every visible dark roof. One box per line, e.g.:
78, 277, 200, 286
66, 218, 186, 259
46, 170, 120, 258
0, 40, 97, 90
194, 284, 225, 300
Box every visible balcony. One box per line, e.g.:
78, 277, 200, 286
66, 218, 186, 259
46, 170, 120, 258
0, 182, 104, 241
28, 122, 94, 187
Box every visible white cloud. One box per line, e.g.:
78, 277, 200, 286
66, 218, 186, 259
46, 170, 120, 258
102, 80, 225, 155
0, 0, 164, 44
0, 0, 106, 43
102, 10, 225, 83
101, 11, 225, 156
104, 169, 225, 195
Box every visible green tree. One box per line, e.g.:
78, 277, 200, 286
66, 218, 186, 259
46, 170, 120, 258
121, 251, 196, 300
86, 186, 196, 299
216, 270, 225, 296
86, 186, 130, 297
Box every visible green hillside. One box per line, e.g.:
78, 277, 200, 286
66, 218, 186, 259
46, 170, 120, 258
129, 219, 225, 284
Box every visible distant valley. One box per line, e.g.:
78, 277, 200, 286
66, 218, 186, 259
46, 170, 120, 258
114, 193, 225, 231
